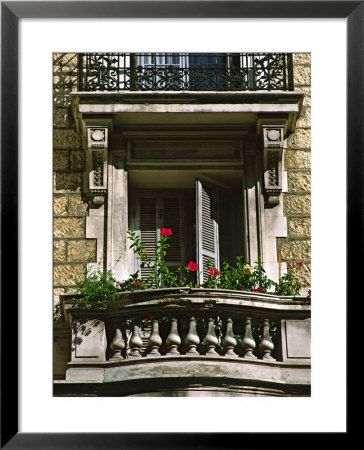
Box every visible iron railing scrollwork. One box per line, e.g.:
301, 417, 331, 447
77, 53, 294, 92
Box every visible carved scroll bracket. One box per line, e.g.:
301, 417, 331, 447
258, 119, 286, 206
84, 119, 113, 205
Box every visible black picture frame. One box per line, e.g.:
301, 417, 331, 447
1, 1, 356, 448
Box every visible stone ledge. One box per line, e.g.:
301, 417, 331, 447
56, 357, 310, 397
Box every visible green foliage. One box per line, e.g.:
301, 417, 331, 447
70, 229, 309, 311
274, 262, 309, 296
53, 302, 62, 322
202, 257, 274, 293
75, 267, 121, 306
127, 229, 199, 289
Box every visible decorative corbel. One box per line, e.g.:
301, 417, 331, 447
261, 125, 285, 206
84, 120, 112, 205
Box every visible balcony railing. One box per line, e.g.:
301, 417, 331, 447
77, 53, 294, 92
55, 288, 310, 396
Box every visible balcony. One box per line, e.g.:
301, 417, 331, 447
77, 53, 294, 92
54, 288, 310, 397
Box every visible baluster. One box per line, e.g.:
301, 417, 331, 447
202, 318, 219, 356
146, 319, 162, 357
259, 318, 275, 361
222, 318, 238, 357
166, 318, 181, 356
109, 328, 125, 360
185, 316, 200, 355
241, 317, 257, 359
129, 323, 143, 358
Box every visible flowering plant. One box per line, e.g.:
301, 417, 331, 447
127, 228, 195, 289
125, 229, 309, 296
72, 228, 310, 307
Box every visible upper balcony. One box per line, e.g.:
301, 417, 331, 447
77, 53, 294, 92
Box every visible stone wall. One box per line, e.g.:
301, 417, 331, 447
282, 53, 311, 286
53, 54, 94, 304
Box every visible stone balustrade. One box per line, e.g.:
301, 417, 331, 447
54, 288, 311, 396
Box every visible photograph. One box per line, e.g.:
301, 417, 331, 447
53, 52, 312, 397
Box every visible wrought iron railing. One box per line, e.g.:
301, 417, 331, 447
77, 53, 294, 92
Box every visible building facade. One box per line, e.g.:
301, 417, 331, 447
53, 53, 311, 396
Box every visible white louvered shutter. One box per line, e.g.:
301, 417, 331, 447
139, 197, 157, 280
196, 179, 220, 284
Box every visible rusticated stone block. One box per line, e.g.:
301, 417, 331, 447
67, 240, 97, 262
53, 107, 72, 128
293, 53, 311, 65
281, 239, 311, 261
68, 194, 88, 216
54, 240, 67, 262
287, 171, 311, 193
53, 150, 69, 171
284, 194, 311, 216
54, 263, 86, 286
53, 195, 68, 216
53, 53, 78, 65
296, 106, 311, 129
294, 66, 311, 86
54, 172, 83, 192
54, 217, 85, 238
287, 217, 311, 237
295, 87, 311, 107
53, 129, 82, 149
70, 150, 85, 171
286, 129, 311, 149
53, 75, 78, 92
53, 287, 66, 302
284, 150, 311, 169
53, 53, 64, 61
53, 60, 78, 75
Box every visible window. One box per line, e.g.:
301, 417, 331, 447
133, 53, 239, 90
129, 177, 244, 284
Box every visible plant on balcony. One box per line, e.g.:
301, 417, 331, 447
71, 228, 309, 308
126, 229, 309, 295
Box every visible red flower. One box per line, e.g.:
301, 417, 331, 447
308, 289, 311, 296
116, 281, 121, 285
209, 268, 221, 277
161, 228, 173, 236
133, 280, 141, 286
257, 287, 264, 293
274, 291, 279, 295
143, 317, 149, 322
187, 261, 199, 271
